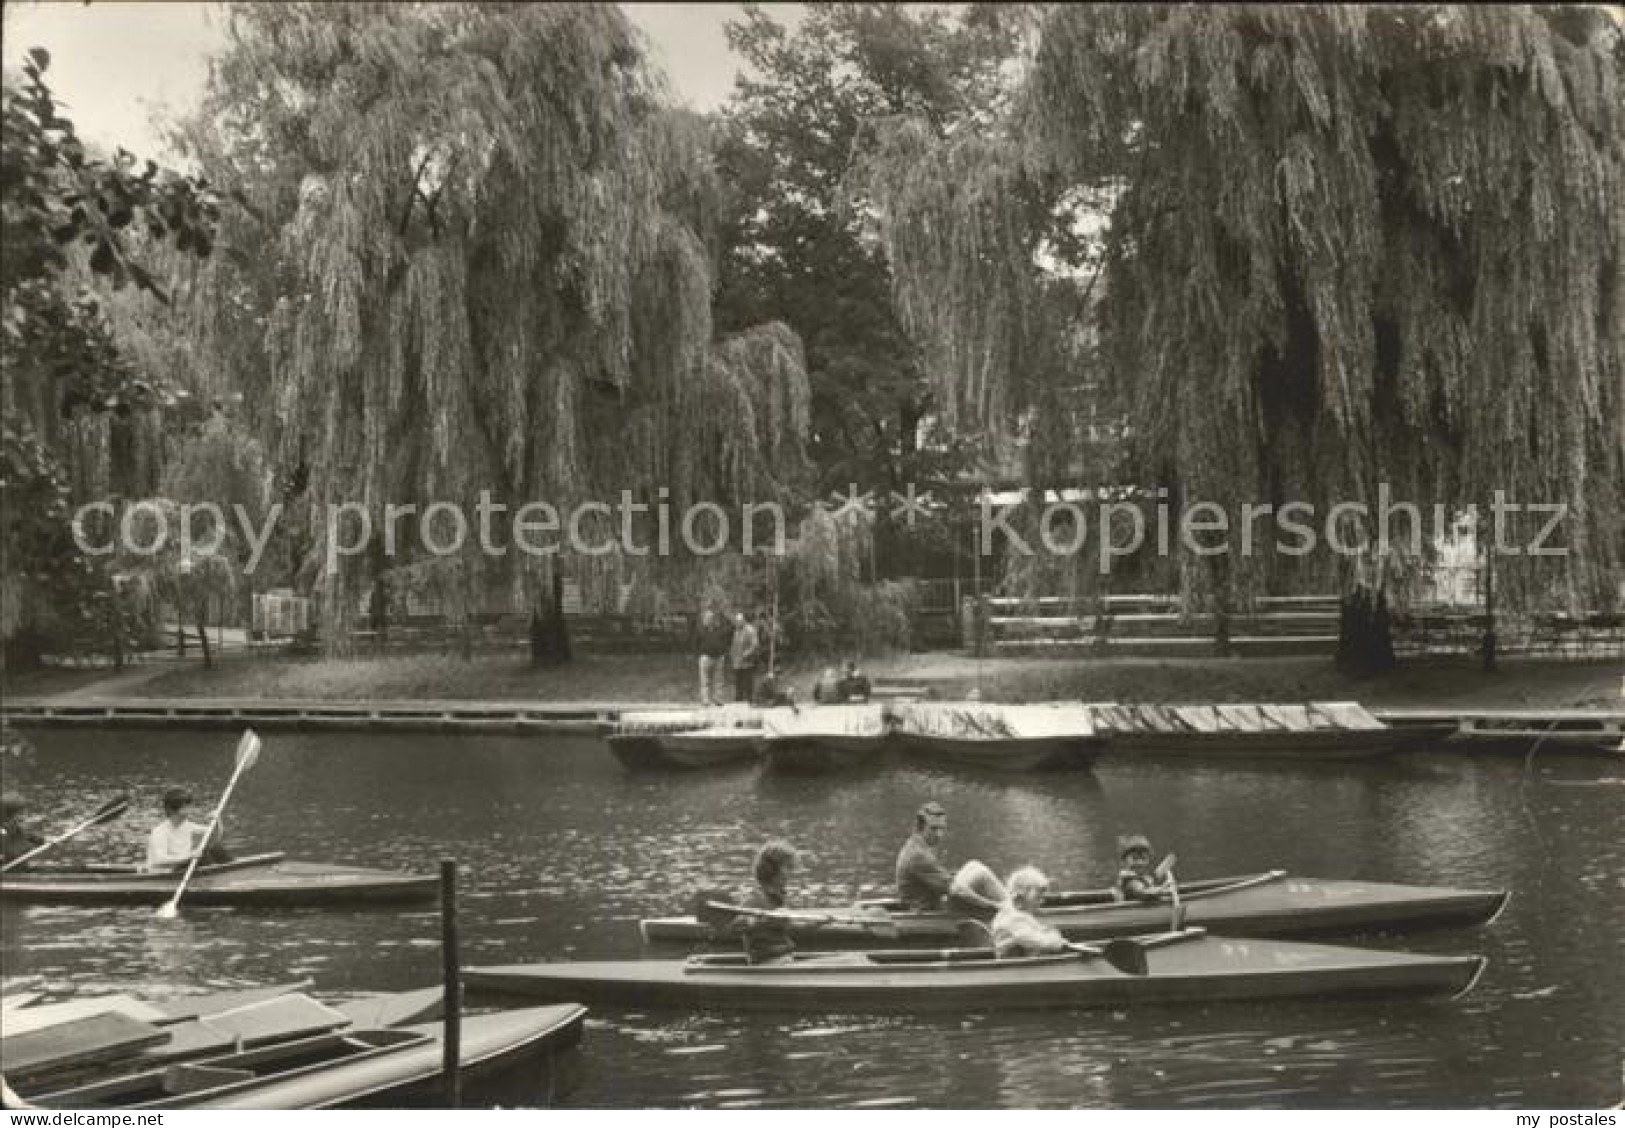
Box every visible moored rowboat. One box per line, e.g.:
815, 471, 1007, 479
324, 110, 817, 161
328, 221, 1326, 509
0, 853, 437, 907
1090, 702, 1455, 760
892, 702, 1102, 771
466, 931, 1485, 1012
25, 1004, 586, 1110
605, 707, 765, 769
758, 704, 891, 773
639, 871, 1509, 946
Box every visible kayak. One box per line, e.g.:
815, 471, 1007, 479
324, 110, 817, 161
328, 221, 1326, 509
0, 852, 437, 907
639, 871, 1510, 946
24, 1004, 586, 1110
759, 704, 891, 773
892, 702, 1102, 771
466, 930, 1486, 1012
1089, 702, 1456, 760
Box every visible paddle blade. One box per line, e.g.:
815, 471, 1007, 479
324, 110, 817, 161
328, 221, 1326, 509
90, 794, 132, 826
235, 730, 262, 771
1100, 939, 1150, 977
154, 899, 180, 921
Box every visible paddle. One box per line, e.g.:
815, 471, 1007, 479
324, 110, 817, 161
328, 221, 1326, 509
1156, 854, 1186, 931
2, 794, 131, 873
155, 730, 261, 921
954, 914, 1151, 975
691, 890, 900, 939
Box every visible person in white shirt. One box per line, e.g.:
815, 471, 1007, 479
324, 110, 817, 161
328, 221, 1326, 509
146, 788, 228, 871
991, 866, 1070, 958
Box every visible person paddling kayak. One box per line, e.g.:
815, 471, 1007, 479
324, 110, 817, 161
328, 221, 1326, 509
1116, 834, 1175, 902
731, 839, 803, 964
1, 793, 45, 869
894, 802, 1003, 916
145, 788, 232, 872
992, 866, 1070, 958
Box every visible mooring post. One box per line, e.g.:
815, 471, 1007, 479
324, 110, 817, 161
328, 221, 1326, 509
441, 857, 462, 1108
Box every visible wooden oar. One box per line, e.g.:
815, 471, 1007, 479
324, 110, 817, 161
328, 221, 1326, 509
691, 891, 900, 939
155, 730, 261, 921
2, 795, 131, 873
1157, 856, 1186, 932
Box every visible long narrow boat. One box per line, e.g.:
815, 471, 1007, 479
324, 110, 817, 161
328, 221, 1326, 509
0, 852, 437, 907
1407, 711, 1625, 757
892, 702, 1102, 771
24, 1004, 586, 1110
1089, 702, 1455, 760
467, 931, 1485, 1013
758, 703, 892, 773
605, 707, 764, 770
639, 870, 1509, 946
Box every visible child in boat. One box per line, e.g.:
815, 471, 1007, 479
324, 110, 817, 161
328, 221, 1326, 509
991, 866, 1070, 958
145, 788, 232, 871
1116, 834, 1174, 902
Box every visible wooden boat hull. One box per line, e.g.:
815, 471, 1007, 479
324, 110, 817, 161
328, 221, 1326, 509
607, 730, 759, 770
29, 1005, 586, 1110
1100, 723, 1455, 760
759, 735, 889, 773
467, 935, 1485, 1013
0, 855, 437, 907
640, 872, 1509, 946
894, 732, 1101, 771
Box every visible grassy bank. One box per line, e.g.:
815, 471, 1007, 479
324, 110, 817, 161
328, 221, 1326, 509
5, 650, 1619, 710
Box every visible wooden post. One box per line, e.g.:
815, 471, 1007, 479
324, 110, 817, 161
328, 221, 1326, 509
440, 859, 461, 1108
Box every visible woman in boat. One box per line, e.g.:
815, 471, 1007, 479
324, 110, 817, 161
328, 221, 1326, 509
733, 838, 801, 964
1116, 834, 1173, 902
991, 866, 1070, 958
145, 788, 232, 871
1, 792, 45, 868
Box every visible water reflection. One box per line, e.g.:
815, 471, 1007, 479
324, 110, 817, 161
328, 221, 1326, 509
2, 727, 1621, 1107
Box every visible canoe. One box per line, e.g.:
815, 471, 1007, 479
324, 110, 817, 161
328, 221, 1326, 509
1089, 701, 1455, 760
759, 704, 892, 773
25, 1004, 586, 1110
1446, 713, 1625, 756
640, 870, 1509, 946
892, 702, 1102, 771
466, 930, 1485, 1013
0, 852, 437, 906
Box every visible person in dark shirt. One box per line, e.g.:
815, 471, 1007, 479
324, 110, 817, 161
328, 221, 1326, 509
696, 609, 732, 706
836, 660, 872, 702
893, 802, 1003, 917
1, 792, 45, 869
733, 838, 801, 964
1115, 834, 1174, 902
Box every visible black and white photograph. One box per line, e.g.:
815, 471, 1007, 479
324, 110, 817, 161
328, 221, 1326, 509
1, 1, 1622, 1113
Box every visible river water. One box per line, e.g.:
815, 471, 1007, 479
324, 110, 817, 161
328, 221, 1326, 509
3, 728, 1622, 1108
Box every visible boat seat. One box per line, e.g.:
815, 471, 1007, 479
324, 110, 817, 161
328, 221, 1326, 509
162, 1064, 255, 1095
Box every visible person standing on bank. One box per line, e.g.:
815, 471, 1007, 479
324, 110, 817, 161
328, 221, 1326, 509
696, 608, 732, 706
728, 611, 760, 704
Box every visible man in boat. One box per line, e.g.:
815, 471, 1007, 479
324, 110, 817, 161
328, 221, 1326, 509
894, 802, 1003, 916
145, 788, 232, 871
991, 866, 1070, 958
1, 792, 45, 868
696, 608, 732, 706
1116, 834, 1174, 902
836, 660, 872, 702
727, 611, 760, 704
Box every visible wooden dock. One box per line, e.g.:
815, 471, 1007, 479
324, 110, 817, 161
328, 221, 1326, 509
0, 698, 652, 736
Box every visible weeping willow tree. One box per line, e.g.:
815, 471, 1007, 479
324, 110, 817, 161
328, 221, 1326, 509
856, 5, 1625, 660
183, 4, 810, 652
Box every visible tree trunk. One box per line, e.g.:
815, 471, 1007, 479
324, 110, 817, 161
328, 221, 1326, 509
1481, 553, 1498, 672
